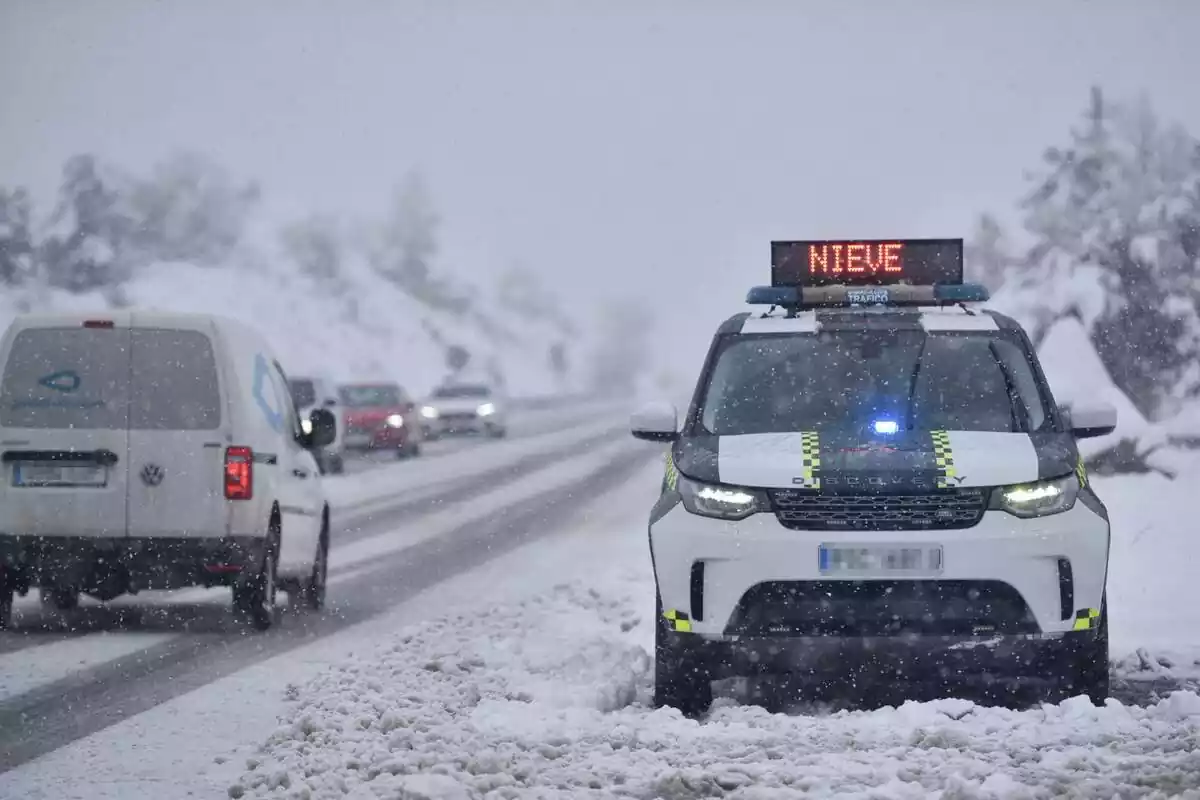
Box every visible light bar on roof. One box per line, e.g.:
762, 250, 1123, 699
744, 283, 990, 308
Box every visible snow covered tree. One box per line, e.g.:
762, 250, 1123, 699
41, 154, 131, 293
125, 151, 259, 265
282, 213, 344, 287
0, 187, 36, 285
1010, 87, 1200, 417
589, 297, 655, 397
964, 213, 1017, 292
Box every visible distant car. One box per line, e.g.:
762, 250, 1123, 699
420, 383, 508, 439
288, 375, 346, 474
338, 382, 423, 458
0, 311, 337, 631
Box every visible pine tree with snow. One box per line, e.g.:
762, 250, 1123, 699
0, 187, 36, 285
964, 213, 1017, 292
41, 154, 131, 293
1012, 87, 1200, 417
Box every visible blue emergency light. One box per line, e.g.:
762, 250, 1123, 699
872, 419, 900, 435
745, 282, 989, 307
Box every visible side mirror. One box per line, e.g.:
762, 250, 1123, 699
631, 401, 679, 442
305, 408, 338, 449
1063, 401, 1117, 439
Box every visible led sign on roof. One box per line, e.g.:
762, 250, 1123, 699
771, 239, 964, 287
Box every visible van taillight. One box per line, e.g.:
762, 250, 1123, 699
224, 446, 253, 500
83, 320, 115, 329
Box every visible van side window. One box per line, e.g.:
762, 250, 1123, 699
271, 361, 305, 443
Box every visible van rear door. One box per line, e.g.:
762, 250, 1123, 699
125, 317, 228, 540
0, 319, 132, 539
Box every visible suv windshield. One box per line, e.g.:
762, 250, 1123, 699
697, 330, 1052, 436
433, 384, 491, 399
339, 384, 403, 407
289, 379, 316, 409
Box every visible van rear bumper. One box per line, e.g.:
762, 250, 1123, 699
0, 534, 268, 596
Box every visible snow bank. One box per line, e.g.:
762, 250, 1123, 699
0, 260, 585, 400
1034, 315, 1152, 457
234, 462, 1200, 800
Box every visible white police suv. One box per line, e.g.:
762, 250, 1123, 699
631, 238, 1118, 715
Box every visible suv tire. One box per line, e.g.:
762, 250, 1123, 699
653, 595, 712, 717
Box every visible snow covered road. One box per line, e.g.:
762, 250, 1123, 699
0, 402, 648, 778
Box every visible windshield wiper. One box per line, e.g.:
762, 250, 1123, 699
988, 341, 1032, 433
902, 336, 930, 431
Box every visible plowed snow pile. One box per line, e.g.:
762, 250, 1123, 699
232, 465, 1200, 800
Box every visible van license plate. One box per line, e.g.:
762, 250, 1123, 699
818, 545, 943, 574
13, 463, 106, 487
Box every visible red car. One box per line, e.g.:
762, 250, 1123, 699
337, 382, 423, 458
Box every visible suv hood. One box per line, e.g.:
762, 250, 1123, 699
676, 430, 1078, 491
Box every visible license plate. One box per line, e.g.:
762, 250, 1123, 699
12, 462, 107, 487
847, 288, 890, 305
818, 544, 943, 574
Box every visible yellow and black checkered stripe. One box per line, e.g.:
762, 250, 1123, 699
1075, 454, 1089, 488
795, 431, 821, 489
663, 449, 679, 492
1073, 607, 1101, 631
662, 608, 692, 632
930, 430, 957, 489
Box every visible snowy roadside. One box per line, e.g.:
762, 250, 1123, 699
231, 464, 1200, 800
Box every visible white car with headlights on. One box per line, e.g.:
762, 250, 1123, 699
420, 383, 507, 439
633, 237, 1118, 716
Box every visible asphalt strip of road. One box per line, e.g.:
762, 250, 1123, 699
0, 440, 655, 774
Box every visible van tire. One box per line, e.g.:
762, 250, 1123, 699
327, 453, 345, 475
302, 521, 329, 611
234, 531, 279, 631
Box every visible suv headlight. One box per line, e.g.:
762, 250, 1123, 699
420, 406, 439, 419
386, 414, 404, 428
678, 475, 768, 521
991, 474, 1079, 519
477, 402, 496, 416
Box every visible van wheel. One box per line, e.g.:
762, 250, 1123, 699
302, 527, 329, 611
328, 453, 345, 475
234, 538, 279, 631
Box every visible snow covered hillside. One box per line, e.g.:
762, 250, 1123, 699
0, 257, 586, 401
224, 461, 1200, 800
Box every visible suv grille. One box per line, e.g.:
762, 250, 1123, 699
769, 488, 988, 531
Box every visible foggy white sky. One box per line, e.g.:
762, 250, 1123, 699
2, 0, 1198, 380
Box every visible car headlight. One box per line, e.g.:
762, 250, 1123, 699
992, 474, 1079, 518
300, 418, 313, 435
386, 414, 404, 428
420, 406, 439, 419
678, 475, 768, 521
477, 402, 496, 417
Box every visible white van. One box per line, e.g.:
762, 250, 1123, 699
0, 311, 337, 631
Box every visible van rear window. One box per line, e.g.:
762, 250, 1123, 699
0, 328, 131, 430
130, 329, 222, 430
0, 326, 223, 431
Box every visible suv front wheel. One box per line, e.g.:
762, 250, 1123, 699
653, 594, 713, 717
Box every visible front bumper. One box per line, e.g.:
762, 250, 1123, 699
424, 413, 500, 435
663, 626, 1102, 684
650, 497, 1109, 656
344, 425, 411, 449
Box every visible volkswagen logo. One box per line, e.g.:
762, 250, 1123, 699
140, 463, 165, 487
